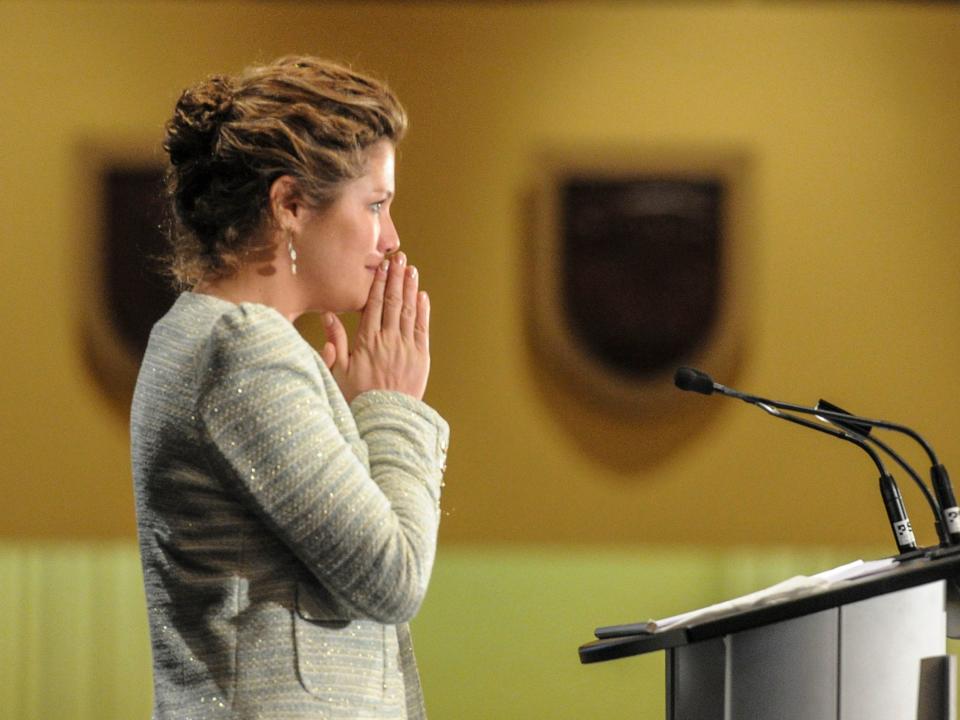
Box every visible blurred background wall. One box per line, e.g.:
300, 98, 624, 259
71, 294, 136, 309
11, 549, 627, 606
1, 1, 958, 718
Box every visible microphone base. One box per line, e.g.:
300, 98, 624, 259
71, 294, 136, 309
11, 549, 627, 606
925, 543, 960, 560
895, 547, 927, 561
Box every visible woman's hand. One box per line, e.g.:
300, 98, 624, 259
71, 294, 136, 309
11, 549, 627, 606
320, 252, 431, 402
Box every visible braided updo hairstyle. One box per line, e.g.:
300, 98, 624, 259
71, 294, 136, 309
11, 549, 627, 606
163, 56, 407, 288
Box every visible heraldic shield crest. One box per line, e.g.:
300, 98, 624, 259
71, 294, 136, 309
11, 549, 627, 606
528, 146, 753, 417
75, 139, 177, 418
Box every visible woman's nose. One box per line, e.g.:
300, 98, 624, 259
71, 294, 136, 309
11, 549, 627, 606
380, 215, 400, 256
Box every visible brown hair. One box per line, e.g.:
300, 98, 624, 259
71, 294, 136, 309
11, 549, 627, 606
163, 55, 407, 287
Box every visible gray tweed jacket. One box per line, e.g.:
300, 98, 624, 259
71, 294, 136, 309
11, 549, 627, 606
131, 292, 449, 719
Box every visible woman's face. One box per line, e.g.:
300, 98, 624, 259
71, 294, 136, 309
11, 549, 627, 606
296, 140, 400, 313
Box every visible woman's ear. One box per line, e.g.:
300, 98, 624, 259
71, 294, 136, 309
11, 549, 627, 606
268, 175, 307, 232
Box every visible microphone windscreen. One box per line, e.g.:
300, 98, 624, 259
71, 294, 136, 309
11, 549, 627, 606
674, 367, 716, 395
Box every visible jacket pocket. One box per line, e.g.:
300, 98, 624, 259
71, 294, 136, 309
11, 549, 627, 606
293, 582, 404, 715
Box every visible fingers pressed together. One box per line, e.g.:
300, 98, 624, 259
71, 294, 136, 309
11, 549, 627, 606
321, 252, 431, 401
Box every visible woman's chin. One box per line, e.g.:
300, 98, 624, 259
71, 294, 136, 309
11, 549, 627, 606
312, 285, 370, 315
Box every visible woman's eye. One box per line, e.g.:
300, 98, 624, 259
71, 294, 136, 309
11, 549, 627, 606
370, 201, 385, 214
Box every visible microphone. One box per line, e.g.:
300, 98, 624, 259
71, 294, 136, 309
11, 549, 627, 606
674, 367, 951, 545
675, 370, 958, 542
879, 472, 917, 554
817, 398, 960, 546
674, 367, 717, 396
932, 466, 960, 543
674, 367, 919, 554
753, 400, 917, 555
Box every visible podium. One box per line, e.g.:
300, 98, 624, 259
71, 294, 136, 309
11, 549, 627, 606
580, 549, 960, 720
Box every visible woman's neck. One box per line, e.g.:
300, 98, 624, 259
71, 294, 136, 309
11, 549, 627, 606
194, 256, 303, 322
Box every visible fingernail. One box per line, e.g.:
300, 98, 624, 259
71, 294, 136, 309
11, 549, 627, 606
397, 253, 406, 266
324, 312, 334, 327
408, 266, 417, 280
380, 259, 389, 272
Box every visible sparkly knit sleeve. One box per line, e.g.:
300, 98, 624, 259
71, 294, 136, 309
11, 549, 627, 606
350, 389, 449, 601
196, 304, 448, 623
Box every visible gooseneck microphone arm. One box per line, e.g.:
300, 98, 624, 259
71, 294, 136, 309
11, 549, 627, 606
750, 402, 917, 555
753, 402, 885, 471
816, 403, 951, 547
674, 367, 922, 553
818, 398, 960, 545
674, 367, 951, 532
675, 366, 939, 462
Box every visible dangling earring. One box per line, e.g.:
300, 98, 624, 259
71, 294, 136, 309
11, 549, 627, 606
287, 230, 298, 276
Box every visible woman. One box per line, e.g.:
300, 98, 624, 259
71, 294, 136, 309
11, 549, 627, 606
130, 56, 449, 720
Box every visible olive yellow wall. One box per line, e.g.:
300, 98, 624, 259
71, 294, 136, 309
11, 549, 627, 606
2, 1, 960, 550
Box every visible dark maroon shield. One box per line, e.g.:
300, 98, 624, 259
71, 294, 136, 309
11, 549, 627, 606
561, 177, 723, 380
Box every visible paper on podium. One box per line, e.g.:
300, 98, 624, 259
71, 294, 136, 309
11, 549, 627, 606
640, 557, 898, 634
